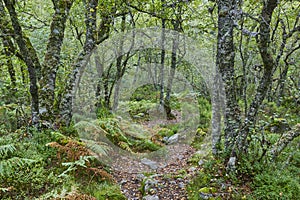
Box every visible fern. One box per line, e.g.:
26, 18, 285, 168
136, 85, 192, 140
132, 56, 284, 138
0, 157, 37, 176
59, 156, 94, 178
82, 139, 111, 156
50, 131, 67, 142
0, 144, 16, 157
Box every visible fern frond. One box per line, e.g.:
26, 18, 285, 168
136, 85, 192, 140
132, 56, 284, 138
0, 157, 37, 176
59, 156, 94, 178
82, 139, 111, 157
0, 144, 16, 157
74, 120, 108, 140
50, 131, 67, 142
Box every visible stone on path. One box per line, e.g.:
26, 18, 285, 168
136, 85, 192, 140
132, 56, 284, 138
143, 195, 160, 200
141, 158, 158, 170
166, 133, 179, 144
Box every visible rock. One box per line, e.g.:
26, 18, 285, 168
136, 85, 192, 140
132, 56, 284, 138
163, 136, 169, 143
120, 179, 127, 185
178, 182, 185, 189
199, 192, 213, 199
136, 173, 146, 181
167, 133, 179, 144
195, 150, 206, 155
143, 195, 159, 200
199, 187, 216, 199
198, 159, 204, 166
141, 158, 158, 170
226, 156, 236, 172
188, 167, 197, 172
144, 178, 158, 192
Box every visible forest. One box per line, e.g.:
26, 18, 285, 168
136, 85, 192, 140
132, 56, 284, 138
0, 0, 299, 199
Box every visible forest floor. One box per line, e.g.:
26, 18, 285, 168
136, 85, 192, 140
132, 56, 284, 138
112, 144, 200, 200
110, 115, 203, 200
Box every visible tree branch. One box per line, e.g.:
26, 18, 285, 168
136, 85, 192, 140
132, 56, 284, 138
269, 124, 300, 159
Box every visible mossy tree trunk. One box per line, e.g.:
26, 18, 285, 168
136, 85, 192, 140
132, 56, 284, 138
39, 0, 74, 122
235, 0, 279, 152
2, 0, 41, 126
216, 0, 241, 155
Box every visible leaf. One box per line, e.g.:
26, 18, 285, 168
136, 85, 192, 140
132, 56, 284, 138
0, 144, 16, 157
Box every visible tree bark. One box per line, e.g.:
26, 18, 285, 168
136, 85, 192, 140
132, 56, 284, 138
269, 124, 300, 159
164, 23, 179, 120
39, 0, 74, 122
236, 0, 278, 151
2, 0, 41, 126
59, 0, 103, 126
216, 0, 241, 153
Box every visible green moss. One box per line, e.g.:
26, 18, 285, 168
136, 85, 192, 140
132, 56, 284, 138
199, 187, 217, 193
158, 128, 174, 137
83, 182, 126, 200
130, 84, 160, 102
133, 139, 161, 152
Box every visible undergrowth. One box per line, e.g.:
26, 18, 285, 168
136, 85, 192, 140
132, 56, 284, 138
0, 127, 125, 199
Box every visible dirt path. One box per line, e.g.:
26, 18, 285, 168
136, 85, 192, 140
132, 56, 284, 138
111, 144, 201, 200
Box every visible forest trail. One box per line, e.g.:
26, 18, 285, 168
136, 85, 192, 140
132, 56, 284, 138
110, 114, 203, 200
112, 144, 200, 200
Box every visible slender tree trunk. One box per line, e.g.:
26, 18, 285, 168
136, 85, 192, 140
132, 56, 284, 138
2, 0, 40, 126
159, 18, 166, 107
113, 15, 126, 111
211, 71, 223, 155
2, 38, 16, 89
132, 54, 141, 86
269, 124, 300, 159
60, 0, 98, 126
216, 0, 241, 154
164, 26, 178, 120
236, 0, 278, 152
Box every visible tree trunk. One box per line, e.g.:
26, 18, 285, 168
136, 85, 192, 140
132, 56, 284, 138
164, 26, 178, 120
113, 15, 126, 111
159, 18, 166, 107
2, 0, 40, 126
40, 0, 74, 122
236, 0, 278, 152
211, 71, 223, 155
59, 0, 98, 126
269, 124, 300, 159
216, 0, 241, 153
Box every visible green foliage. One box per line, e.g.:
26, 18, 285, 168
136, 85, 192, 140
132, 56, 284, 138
76, 118, 161, 153
127, 100, 156, 121
96, 104, 113, 119
130, 84, 160, 102
197, 97, 212, 129
83, 182, 126, 200
0, 144, 16, 158
0, 104, 24, 133
187, 169, 213, 200
83, 139, 111, 157
157, 127, 174, 137
0, 130, 61, 199
133, 139, 161, 152
250, 166, 300, 200
59, 156, 93, 178
97, 118, 132, 146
